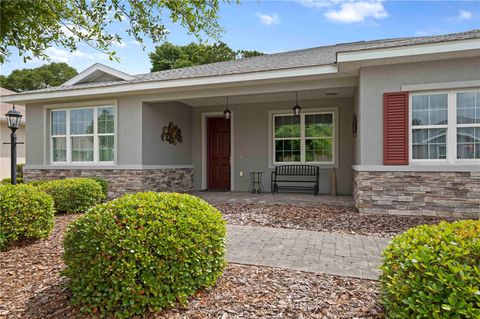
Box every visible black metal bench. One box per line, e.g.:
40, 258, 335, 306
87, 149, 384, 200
271, 165, 319, 195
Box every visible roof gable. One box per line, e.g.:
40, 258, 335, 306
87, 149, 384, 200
63, 63, 135, 86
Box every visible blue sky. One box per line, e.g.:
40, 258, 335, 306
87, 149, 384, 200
1, 0, 479, 76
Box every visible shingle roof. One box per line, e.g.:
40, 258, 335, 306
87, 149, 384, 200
0, 88, 26, 120
11, 29, 480, 95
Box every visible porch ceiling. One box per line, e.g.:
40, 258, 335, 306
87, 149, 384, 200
179, 87, 356, 107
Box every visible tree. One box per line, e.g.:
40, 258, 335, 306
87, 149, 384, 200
0, 0, 229, 64
0, 63, 78, 92
149, 42, 265, 72
237, 50, 265, 59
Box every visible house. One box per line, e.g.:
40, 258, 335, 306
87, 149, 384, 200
2, 29, 480, 217
0, 88, 26, 179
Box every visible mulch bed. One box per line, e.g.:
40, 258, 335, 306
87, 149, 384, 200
0, 214, 384, 319
216, 203, 462, 237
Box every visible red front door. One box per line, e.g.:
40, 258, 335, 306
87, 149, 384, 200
207, 117, 230, 190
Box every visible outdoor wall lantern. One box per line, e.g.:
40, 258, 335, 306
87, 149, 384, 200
223, 96, 231, 120
4, 105, 23, 185
292, 92, 301, 116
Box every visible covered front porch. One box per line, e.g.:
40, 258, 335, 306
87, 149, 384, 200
143, 83, 357, 196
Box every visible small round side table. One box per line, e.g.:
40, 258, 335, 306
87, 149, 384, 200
249, 171, 264, 194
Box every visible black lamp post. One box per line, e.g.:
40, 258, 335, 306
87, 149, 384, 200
5, 105, 22, 185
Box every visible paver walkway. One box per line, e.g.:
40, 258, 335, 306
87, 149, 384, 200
226, 225, 391, 280
192, 191, 354, 207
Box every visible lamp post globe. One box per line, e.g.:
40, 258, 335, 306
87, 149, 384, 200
5, 105, 22, 185
5, 106, 22, 131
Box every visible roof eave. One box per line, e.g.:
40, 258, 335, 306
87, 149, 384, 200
336, 38, 480, 63
1, 64, 339, 104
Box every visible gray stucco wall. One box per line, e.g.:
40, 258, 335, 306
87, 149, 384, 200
192, 97, 354, 194
358, 56, 480, 165
25, 96, 144, 166
142, 101, 192, 165
25, 104, 44, 165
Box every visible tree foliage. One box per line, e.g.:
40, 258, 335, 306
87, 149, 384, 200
149, 41, 265, 72
0, 0, 229, 64
0, 63, 78, 92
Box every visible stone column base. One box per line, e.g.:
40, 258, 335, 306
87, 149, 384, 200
24, 168, 194, 198
353, 171, 480, 218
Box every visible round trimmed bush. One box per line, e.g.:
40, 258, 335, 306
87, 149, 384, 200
27, 180, 49, 187
87, 176, 109, 198
63, 192, 226, 318
38, 178, 105, 213
0, 184, 55, 250
1, 177, 24, 184
380, 220, 480, 318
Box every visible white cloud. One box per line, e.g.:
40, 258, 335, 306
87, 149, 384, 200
256, 13, 280, 26
60, 24, 91, 39
325, 1, 388, 23
44, 47, 92, 63
43, 47, 108, 65
456, 10, 473, 21
295, 0, 388, 24
130, 40, 142, 45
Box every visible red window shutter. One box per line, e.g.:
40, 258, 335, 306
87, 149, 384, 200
383, 92, 409, 165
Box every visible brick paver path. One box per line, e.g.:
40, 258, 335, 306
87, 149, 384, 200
226, 225, 391, 280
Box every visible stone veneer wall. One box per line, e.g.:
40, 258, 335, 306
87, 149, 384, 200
24, 168, 194, 198
353, 171, 480, 218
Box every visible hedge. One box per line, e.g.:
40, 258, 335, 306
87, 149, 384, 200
63, 192, 226, 318
0, 184, 55, 250
87, 177, 109, 198
38, 178, 104, 213
380, 220, 480, 318
1, 177, 24, 184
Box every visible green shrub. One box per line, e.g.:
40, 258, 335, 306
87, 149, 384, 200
16, 163, 24, 179
63, 192, 226, 318
1, 177, 24, 184
380, 220, 480, 318
27, 180, 49, 187
87, 177, 109, 198
0, 184, 55, 250
39, 178, 104, 213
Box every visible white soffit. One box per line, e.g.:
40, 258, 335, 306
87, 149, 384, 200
63, 63, 136, 86
179, 87, 356, 107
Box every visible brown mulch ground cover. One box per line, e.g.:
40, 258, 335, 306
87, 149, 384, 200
216, 203, 462, 237
0, 214, 383, 319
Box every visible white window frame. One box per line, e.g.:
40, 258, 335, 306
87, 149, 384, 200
409, 88, 480, 164
269, 108, 337, 167
50, 110, 67, 163
49, 104, 117, 165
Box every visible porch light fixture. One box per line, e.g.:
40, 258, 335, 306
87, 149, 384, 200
4, 105, 23, 185
292, 92, 301, 116
224, 96, 231, 120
